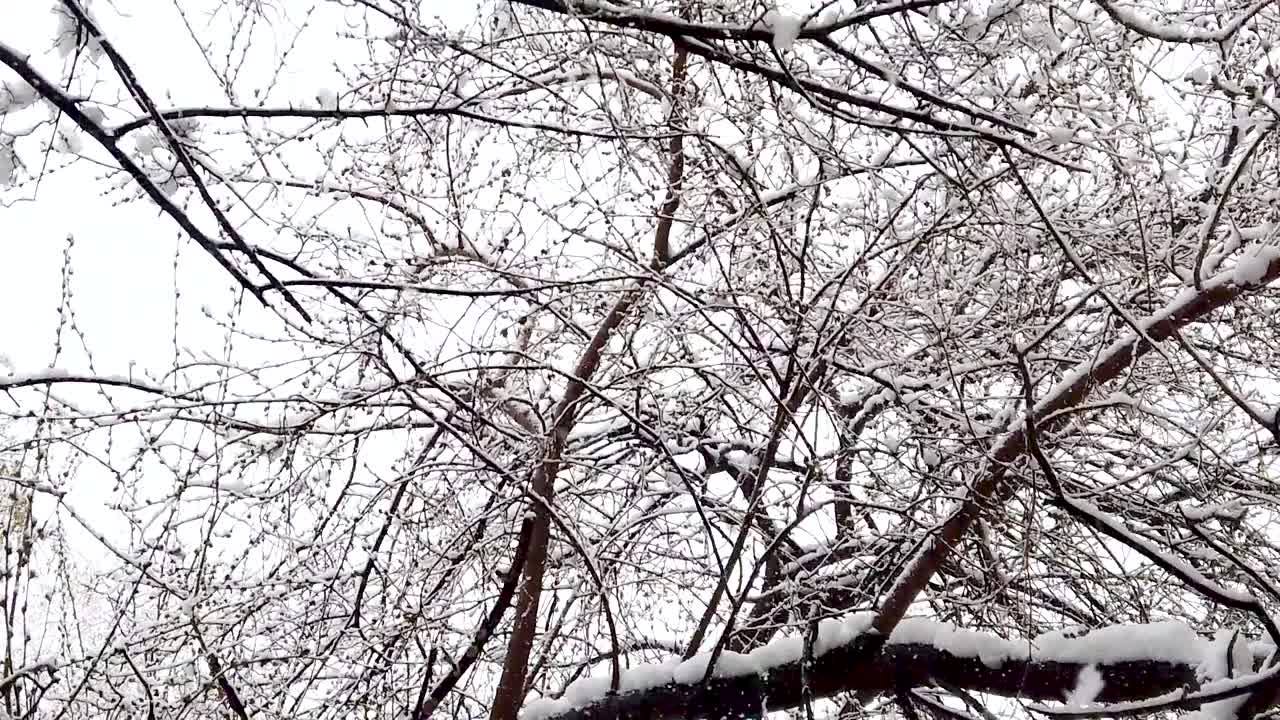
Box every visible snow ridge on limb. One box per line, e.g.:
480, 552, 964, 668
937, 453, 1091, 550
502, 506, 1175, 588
1030, 628, 1273, 720
521, 619, 1223, 720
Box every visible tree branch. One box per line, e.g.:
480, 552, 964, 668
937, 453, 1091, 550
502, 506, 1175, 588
525, 623, 1240, 720
869, 253, 1280, 640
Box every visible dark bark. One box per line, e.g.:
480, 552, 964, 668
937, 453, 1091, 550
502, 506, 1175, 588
534, 633, 1208, 720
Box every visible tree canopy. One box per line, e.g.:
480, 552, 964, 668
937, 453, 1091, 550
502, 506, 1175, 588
2, 1, 1280, 719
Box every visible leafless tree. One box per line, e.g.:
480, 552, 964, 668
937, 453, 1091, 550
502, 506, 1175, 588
3, 0, 1280, 719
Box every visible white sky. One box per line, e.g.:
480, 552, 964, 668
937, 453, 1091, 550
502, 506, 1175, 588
0, 0, 482, 596
1, 1, 482, 378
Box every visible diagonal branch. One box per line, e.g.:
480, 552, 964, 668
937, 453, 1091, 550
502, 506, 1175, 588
414, 517, 536, 720
58, 0, 310, 321
0, 41, 280, 316
869, 252, 1280, 637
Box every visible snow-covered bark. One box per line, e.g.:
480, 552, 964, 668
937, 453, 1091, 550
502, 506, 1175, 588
521, 619, 1265, 720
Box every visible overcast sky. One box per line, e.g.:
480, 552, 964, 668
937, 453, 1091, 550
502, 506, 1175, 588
0, 0, 479, 581
1, 1, 480, 380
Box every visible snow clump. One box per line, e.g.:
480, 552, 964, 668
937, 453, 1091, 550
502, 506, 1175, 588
1232, 245, 1279, 287
764, 10, 805, 52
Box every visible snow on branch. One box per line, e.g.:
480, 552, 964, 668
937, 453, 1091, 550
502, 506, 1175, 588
521, 617, 1249, 720
1093, 0, 1272, 44
506, 0, 941, 45
0, 369, 172, 396
107, 104, 679, 142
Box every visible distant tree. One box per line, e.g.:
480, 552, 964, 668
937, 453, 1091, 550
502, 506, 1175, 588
3, 1, 1280, 719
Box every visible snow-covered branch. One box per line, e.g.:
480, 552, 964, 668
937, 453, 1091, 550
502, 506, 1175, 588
521, 618, 1263, 720
1093, 0, 1272, 44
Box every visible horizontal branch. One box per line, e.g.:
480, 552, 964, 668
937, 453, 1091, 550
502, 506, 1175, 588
0, 371, 172, 395
108, 103, 683, 140
508, 0, 945, 44
524, 620, 1247, 720
266, 275, 643, 298
1093, 0, 1270, 43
